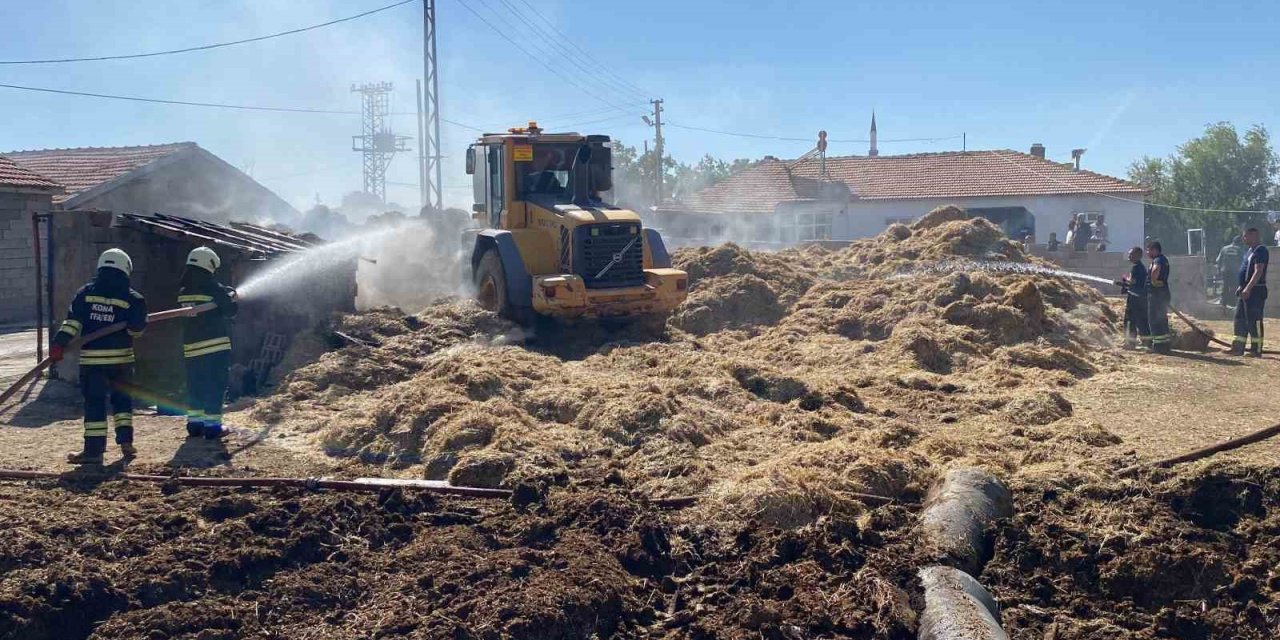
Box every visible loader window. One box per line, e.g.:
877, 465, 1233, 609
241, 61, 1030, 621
487, 145, 504, 227
516, 143, 607, 204
518, 144, 572, 199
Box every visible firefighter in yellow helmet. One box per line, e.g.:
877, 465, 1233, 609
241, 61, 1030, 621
178, 247, 238, 439
52, 248, 148, 464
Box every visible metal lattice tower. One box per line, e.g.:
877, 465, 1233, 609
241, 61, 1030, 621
351, 82, 408, 204
422, 0, 442, 212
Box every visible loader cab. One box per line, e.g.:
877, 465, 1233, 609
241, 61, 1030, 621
465, 124, 614, 229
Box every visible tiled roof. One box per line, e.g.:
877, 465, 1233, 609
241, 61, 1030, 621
0, 155, 62, 191
668, 150, 1148, 215
4, 143, 197, 203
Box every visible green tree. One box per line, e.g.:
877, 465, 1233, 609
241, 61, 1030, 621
1128, 123, 1279, 254
609, 141, 753, 210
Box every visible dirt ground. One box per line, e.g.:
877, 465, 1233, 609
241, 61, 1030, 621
3, 210, 1280, 639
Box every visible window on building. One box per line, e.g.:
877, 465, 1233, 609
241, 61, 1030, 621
795, 212, 833, 241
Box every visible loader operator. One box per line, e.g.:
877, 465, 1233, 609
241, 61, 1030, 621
1146, 241, 1172, 354
50, 248, 148, 465
1114, 246, 1150, 349
178, 247, 238, 439
1231, 227, 1268, 357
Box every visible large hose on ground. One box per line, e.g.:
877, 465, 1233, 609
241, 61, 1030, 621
915, 467, 1014, 640
0, 303, 216, 408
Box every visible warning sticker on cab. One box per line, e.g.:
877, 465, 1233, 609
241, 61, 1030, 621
513, 145, 534, 162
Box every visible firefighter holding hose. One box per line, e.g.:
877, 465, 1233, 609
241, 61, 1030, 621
1231, 227, 1268, 357
1146, 241, 1172, 354
178, 247, 238, 439
51, 249, 148, 465
1114, 247, 1150, 349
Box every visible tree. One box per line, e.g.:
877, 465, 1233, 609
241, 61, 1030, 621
1128, 123, 1279, 253
609, 141, 753, 211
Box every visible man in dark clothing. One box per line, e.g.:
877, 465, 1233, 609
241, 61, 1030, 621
51, 248, 148, 464
1073, 215, 1092, 251
1230, 228, 1269, 356
178, 247, 238, 439
1216, 235, 1244, 309
1114, 247, 1150, 349
1146, 241, 1172, 354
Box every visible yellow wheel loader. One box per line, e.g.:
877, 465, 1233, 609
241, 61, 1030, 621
464, 122, 687, 322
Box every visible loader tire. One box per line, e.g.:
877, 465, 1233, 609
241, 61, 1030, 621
475, 249, 533, 324
475, 249, 511, 316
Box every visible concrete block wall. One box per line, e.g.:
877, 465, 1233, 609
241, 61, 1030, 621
0, 191, 53, 325
1030, 246, 1215, 316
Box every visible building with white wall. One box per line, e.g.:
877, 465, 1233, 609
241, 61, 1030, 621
651, 143, 1148, 250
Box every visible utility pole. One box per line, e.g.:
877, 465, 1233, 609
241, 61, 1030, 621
651, 98, 664, 205
416, 79, 427, 211
422, 0, 443, 212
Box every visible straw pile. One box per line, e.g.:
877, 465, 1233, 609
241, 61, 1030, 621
254, 206, 1125, 526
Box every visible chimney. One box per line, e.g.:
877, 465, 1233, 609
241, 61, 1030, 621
763, 155, 778, 161
1030, 143, 1046, 159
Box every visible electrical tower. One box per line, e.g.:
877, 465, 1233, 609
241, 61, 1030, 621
351, 82, 409, 204
422, 0, 442, 212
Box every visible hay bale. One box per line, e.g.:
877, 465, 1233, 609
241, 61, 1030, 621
912, 205, 970, 231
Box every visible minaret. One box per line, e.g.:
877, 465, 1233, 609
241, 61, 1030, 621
869, 111, 879, 157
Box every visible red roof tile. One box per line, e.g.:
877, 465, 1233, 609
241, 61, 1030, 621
4, 143, 197, 203
0, 155, 62, 191
670, 150, 1148, 215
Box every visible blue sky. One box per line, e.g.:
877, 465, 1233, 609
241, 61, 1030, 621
0, 0, 1276, 212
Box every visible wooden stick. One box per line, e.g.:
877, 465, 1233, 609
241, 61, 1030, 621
1118, 421, 1280, 477
0, 302, 216, 408
0, 468, 511, 499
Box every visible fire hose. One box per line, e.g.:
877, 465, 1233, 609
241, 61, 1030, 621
0, 302, 217, 408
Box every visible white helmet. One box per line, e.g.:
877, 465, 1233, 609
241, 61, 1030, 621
97, 248, 133, 277
186, 246, 221, 273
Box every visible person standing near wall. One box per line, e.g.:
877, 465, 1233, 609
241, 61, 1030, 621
1146, 241, 1172, 354
1064, 220, 1077, 251
51, 249, 148, 464
1092, 214, 1109, 251
1230, 228, 1268, 357
1216, 235, 1244, 309
178, 247, 238, 439
1073, 214, 1092, 252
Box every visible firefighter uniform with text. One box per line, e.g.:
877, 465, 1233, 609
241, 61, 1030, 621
1232, 228, 1269, 356
1146, 241, 1172, 354
179, 247, 238, 439
51, 249, 148, 465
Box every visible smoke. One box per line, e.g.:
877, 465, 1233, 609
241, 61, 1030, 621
354, 213, 474, 312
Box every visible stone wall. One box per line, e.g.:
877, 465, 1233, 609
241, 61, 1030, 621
0, 191, 54, 325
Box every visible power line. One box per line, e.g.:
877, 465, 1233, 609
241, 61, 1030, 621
984, 150, 1271, 215
0, 0, 416, 65
451, 0, 639, 114
0, 82, 487, 131
513, 0, 653, 100
546, 112, 649, 130
489, 0, 651, 103
665, 122, 963, 144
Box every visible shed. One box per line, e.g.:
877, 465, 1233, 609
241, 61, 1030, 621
0, 156, 62, 323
